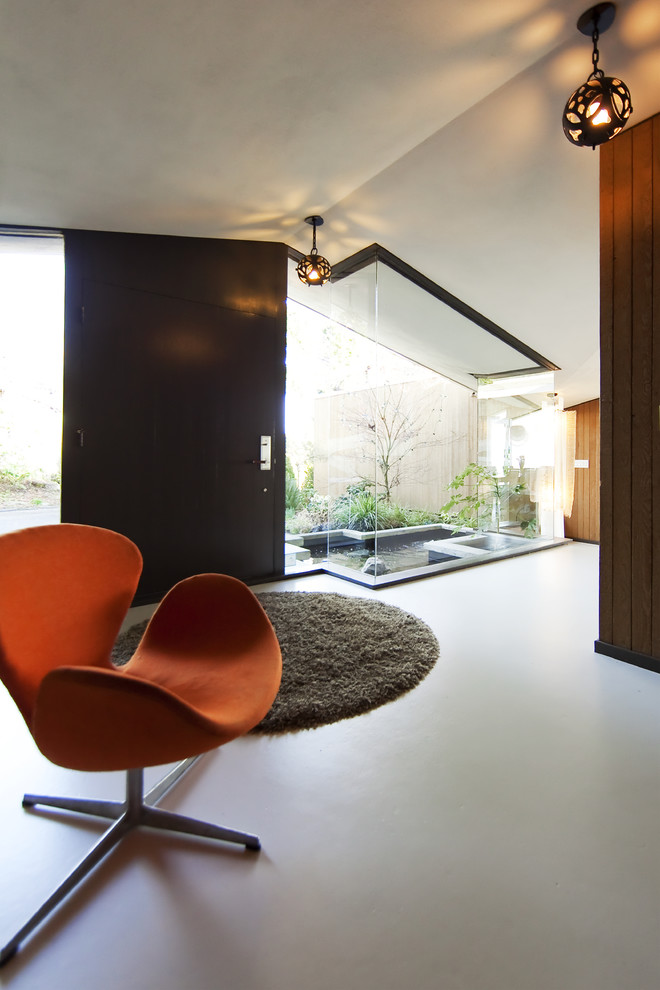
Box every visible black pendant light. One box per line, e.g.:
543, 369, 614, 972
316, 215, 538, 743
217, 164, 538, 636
562, 3, 632, 149
296, 216, 332, 286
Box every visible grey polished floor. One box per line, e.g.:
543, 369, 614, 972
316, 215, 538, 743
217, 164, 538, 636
0, 506, 59, 535
1, 542, 659, 990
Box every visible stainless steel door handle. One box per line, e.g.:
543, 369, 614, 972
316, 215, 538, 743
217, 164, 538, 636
250, 436, 271, 470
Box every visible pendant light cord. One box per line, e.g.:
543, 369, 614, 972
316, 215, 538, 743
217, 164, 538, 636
590, 20, 604, 79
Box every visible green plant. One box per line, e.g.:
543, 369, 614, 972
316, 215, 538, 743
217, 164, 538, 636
300, 463, 314, 494
286, 477, 441, 536
441, 463, 527, 534
397, 506, 441, 528
516, 502, 538, 538
285, 492, 330, 534
330, 483, 440, 533
0, 465, 30, 485
285, 475, 302, 512
332, 489, 379, 532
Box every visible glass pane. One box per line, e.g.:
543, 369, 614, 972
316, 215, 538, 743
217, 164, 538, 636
286, 254, 564, 587
0, 233, 64, 533
476, 373, 557, 540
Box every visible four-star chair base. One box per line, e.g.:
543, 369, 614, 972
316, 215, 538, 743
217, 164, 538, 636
0, 756, 260, 966
0, 525, 282, 967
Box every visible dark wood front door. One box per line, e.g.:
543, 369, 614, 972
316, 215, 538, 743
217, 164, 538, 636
62, 231, 286, 601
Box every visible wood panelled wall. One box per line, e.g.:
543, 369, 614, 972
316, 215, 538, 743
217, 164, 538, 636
564, 398, 600, 543
597, 113, 660, 674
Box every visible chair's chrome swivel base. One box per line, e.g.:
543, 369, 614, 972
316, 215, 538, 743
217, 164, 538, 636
0, 757, 260, 966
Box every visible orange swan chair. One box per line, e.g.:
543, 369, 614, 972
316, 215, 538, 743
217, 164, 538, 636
0, 524, 282, 965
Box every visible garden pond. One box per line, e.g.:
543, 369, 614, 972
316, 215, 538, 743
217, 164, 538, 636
285, 523, 565, 587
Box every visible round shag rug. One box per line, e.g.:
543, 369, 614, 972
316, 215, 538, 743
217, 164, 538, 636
111, 591, 439, 734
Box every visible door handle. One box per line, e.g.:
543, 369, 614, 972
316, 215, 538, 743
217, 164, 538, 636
250, 436, 271, 471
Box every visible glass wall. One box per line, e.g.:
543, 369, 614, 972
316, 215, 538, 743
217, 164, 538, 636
476, 374, 558, 541
285, 252, 564, 586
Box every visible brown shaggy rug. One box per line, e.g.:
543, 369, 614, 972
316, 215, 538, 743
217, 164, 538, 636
111, 591, 439, 734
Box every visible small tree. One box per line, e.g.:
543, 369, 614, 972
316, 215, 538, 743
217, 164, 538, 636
347, 383, 444, 502
441, 463, 527, 534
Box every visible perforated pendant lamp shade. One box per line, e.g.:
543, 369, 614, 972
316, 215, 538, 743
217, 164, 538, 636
563, 74, 632, 148
562, 3, 632, 149
296, 215, 332, 286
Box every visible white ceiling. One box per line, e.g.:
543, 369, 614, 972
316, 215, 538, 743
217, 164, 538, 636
2, 0, 659, 406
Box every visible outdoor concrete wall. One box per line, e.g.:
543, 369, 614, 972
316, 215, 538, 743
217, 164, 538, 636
313, 375, 477, 512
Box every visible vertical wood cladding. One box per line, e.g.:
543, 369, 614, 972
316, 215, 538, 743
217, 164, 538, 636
564, 398, 600, 543
599, 113, 660, 670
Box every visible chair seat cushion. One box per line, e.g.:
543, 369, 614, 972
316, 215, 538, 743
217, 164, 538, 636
32, 574, 282, 771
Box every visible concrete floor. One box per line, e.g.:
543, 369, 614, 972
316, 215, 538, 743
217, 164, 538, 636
0, 507, 59, 535
1, 542, 659, 989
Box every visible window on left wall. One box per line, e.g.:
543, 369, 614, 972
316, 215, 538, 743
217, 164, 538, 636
0, 231, 64, 533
